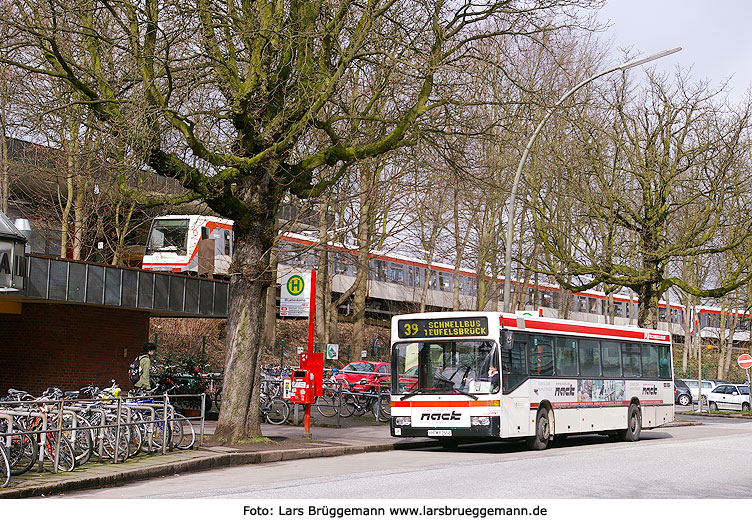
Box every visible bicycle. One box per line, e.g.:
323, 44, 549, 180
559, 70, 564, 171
0, 440, 9, 488
260, 393, 290, 425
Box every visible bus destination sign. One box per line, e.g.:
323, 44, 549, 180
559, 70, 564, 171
398, 317, 489, 339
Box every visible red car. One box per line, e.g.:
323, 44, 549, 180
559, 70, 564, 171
334, 361, 391, 393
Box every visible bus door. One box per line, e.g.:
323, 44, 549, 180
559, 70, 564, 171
500, 331, 531, 437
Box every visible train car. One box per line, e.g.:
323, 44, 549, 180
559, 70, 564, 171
142, 215, 233, 275
140, 215, 750, 343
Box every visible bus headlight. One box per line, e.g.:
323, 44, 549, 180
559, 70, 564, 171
471, 416, 490, 426
394, 416, 412, 426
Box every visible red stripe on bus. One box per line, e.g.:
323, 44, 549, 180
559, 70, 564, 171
530, 400, 668, 408
500, 317, 671, 342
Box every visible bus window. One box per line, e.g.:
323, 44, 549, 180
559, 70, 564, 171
622, 342, 641, 377
658, 345, 672, 378
641, 344, 659, 378
528, 335, 553, 376
601, 341, 621, 377
579, 339, 601, 377
501, 333, 528, 393
555, 337, 578, 376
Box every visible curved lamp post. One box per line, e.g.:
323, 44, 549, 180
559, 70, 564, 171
502, 47, 682, 313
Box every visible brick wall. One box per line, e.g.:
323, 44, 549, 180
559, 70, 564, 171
0, 303, 150, 395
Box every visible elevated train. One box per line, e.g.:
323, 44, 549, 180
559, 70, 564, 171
141, 215, 749, 343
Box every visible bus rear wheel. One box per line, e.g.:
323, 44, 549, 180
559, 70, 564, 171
618, 404, 641, 442
526, 408, 550, 451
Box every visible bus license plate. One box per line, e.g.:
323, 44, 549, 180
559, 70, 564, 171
428, 430, 452, 437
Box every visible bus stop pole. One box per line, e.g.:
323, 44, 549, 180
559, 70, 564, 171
304, 269, 317, 437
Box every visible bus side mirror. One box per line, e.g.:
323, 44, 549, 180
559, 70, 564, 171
502, 330, 514, 351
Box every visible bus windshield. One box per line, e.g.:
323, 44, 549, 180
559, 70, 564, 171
392, 340, 499, 395
145, 219, 189, 255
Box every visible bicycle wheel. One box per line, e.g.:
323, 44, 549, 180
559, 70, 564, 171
150, 418, 172, 451
0, 444, 10, 488
8, 431, 38, 476
62, 415, 93, 466
339, 394, 357, 418
315, 393, 338, 417
127, 418, 144, 458
264, 398, 290, 425
101, 423, 129, 462
372, 394, 391, 422
44, 435, 76, 472
171, 414, 195, 450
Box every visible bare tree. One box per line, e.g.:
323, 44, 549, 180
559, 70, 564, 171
534, 72, 752, 328
2, 0, 601, 441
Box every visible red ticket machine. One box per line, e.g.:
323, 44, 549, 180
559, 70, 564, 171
300, 351, 324, 397
289, 369, 314, 404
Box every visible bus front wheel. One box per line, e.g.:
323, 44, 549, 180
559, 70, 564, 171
526, 408, 550, 451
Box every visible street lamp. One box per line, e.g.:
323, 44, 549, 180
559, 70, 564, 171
502, 47, 682, 313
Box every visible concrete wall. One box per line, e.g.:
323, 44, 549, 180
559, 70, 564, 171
0, 302, 150, 395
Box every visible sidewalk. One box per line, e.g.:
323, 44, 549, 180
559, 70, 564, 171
1, 416, 705, 499
0, 420, 433, 499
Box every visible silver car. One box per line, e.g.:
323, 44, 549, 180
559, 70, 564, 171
682, 379, 716, 403
706, 384, 751, 412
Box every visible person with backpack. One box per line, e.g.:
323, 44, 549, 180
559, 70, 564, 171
130, 342, 156, 393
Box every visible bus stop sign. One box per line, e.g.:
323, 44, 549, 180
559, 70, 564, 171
737, 353, 752, 369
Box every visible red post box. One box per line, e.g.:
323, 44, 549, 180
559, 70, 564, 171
288, 369, 314, 404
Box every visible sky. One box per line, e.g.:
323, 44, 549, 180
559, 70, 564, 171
595, 0, 752, 102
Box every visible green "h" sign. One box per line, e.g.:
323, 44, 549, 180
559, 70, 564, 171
286, 275, 305, 296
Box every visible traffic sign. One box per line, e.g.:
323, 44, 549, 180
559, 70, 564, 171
737, 353, 752, 369
280, 271, 311, 317
326, 344, 339, 360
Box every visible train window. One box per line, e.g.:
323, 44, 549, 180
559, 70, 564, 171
224, 231, 231, 255
541, 293, 553, 308
201, 226, 209, 240
390, 268, 404, 284
375, 260, 387, 281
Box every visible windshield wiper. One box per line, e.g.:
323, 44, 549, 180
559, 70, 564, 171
453, 389, 478, 400
399, 388, 477, 401
399, 390, 423, 401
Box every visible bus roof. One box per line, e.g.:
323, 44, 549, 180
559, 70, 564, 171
391, 311, 672, 344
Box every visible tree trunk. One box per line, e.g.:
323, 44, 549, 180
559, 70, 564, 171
0, 127, 8, 213
214, 186, 276, 442
635, 285, 659, 329
315, 200, 331, 345
682, 298, 692, 374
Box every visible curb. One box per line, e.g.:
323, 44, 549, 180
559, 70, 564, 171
0, 440, 432, 499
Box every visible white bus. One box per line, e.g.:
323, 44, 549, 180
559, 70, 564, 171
390, 311, 674, 450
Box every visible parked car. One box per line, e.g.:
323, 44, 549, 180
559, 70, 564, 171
706, 384, 751, 412
681, 379, 717, 403
396, 365, 418, 392
334, 361, 391, 393
674, 379, 692, 406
